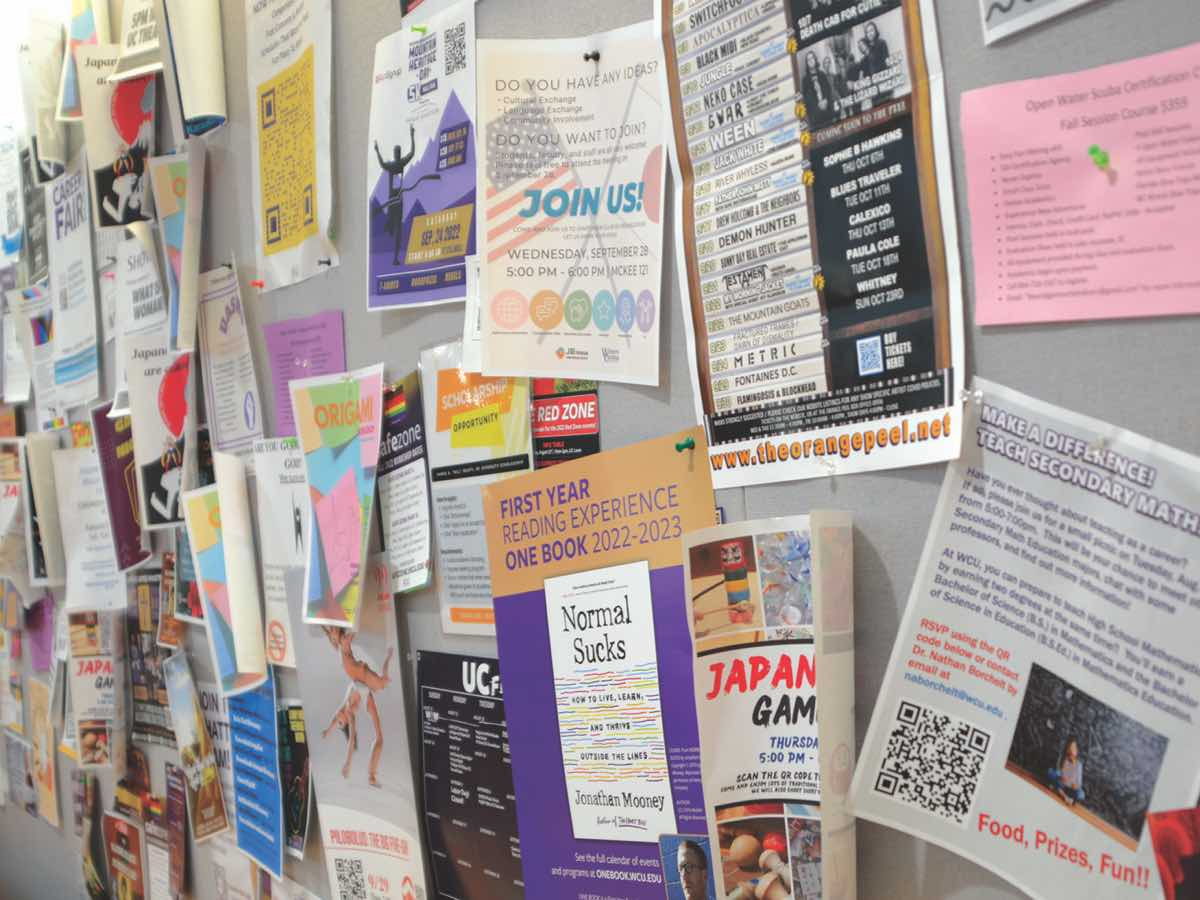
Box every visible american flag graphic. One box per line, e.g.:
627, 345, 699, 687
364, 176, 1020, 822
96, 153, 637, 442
484, 96, 580, 264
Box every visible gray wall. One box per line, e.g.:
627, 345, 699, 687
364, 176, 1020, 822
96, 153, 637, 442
1, 0, 1198, 898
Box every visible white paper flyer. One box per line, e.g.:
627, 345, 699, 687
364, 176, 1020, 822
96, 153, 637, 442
18, 13, 67, 182
45, 154, 101, 414
53, 447, 125, 612
477, 22, 667, 385
252, 438, 308, 668
851, 379, 1200, 900
244, 0, 339, 291
155, 0, 228, 137
544, 560, 677, 840
110, 225, 168, 416
196, 267, 263, 458
23, 431, 67, 588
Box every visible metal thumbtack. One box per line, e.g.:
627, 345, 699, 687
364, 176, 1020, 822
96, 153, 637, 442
250, 279, 265, 289
318, 258, 332, 266
675, 436, 695, 452
411, 25, 427, 34
583, 50, 600, 63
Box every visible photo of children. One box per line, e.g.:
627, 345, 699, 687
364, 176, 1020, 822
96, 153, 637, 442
659, 834, 717, 900
1005, 663, 1168, 849
1149, 806, 1200, 900
715, 803, 795, 898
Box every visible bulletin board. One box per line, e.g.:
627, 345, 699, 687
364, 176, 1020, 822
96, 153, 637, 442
0, 0, 1196, 898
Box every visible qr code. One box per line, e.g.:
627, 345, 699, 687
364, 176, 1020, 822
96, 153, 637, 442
334, 858, 366, 900
873, 700, 990, 825
445, 22, 467, 76
856, 335, 883, 376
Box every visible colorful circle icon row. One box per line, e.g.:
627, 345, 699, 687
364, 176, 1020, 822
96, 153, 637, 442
491, 288, 657, 333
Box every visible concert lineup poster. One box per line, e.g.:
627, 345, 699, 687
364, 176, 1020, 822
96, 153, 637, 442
684, 516, 857, 899
278, 699, 312, 860
162, 651, 229, 842
531, 378, 600, 469
229, 668, 284, 879
287, 556, 428, 900
477, 23, 666, 386
367, 2, 477, 310
419, 339, 532, 635
377, 372, 433, 595
658, 0, 964, 486
103, 810, 147, 900
74, 43, 155, 228
290, 365, 383, 628
418, 651, 523, 900
483, 428, 716, 898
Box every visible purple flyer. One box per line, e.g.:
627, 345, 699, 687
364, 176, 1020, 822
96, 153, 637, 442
90, 402, 153, 572
262, 311, 346, 437
366, 8, 477, 311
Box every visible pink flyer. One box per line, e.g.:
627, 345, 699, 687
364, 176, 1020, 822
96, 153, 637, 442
262, 312, 346, 437
963, 42, 1200, 326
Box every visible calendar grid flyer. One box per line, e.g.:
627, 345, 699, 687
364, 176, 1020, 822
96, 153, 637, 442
850, 379, 1200, 900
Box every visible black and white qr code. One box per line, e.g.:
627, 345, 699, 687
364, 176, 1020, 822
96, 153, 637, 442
873, 700, 991, 825
445, 22, 467, 76
334, 857, 366, 900
856, 335, 884, 376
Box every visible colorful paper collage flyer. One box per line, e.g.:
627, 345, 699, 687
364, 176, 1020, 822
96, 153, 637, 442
147, 143, 206, 351
181, 458, 268, 697
289, 364, 383, 628
57, 0, 110, 122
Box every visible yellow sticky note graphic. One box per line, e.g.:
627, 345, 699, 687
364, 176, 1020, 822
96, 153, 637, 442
450, 403, 503, 449
257, 45, 318, 255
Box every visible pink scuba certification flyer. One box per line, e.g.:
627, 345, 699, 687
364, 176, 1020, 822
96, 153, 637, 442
964, 42, 1200, 326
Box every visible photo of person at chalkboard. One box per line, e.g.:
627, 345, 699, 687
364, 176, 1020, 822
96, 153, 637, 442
801, 51, 837, 129
1047, 736, 1085, 805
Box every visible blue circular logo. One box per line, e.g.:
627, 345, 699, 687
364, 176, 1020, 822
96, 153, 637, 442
615, 290, 636, 332
592, 290, 615, 330
244, 392, 257, 429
